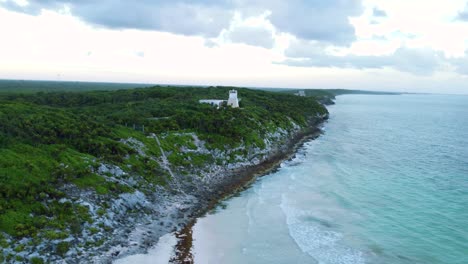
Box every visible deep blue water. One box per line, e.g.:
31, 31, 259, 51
191, 94, 468, 264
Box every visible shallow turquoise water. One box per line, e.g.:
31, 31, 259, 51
192, 94, 468, 264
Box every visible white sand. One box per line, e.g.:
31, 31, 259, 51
114, 233, 177, 264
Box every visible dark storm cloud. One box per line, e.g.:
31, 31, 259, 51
0, 0, 363, 45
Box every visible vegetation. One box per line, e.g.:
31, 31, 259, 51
0, 80, 153, 94
0, 84, 327, 258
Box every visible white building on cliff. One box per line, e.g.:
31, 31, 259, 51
227, 90, 239, 108
295, 90, 306, 97
199, 90, 240, 109
198, 99, 225, 109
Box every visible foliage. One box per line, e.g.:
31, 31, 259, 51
56, 241, 70, 257
0, 80, 150, 94
30, 257, 45, 264
0, 85, 327, 247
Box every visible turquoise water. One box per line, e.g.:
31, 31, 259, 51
192, 94, 468, 264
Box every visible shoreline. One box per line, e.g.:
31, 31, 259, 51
110, 115, 329, 264
0, 86, 334, 263
170, 119, 326, 264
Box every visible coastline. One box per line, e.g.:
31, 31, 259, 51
106, 114, 329, 264
169, 118, 327, 264
0, 85, 340, 263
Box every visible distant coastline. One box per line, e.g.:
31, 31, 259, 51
0, 79, 402, 95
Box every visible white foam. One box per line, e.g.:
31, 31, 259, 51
114, 233, 177, 264
245, 195, 256, 234
280, 195, 365, 264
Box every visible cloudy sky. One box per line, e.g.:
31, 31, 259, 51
1, 0, 468, 94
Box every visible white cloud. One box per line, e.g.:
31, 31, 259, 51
1, 1, 468, 94
0, 0, 364, 46
226, 26, 274, 49
221, 12, 276, 49
283, 43, 444, 75
355, 0, 468, 56
0, 7, 283, 84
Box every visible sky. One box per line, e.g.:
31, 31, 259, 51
1, 0, 468, 94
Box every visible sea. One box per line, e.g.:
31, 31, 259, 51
116, 94, 468, 264
191, 94, 468, 264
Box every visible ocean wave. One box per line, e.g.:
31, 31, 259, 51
280, 195, 365, 264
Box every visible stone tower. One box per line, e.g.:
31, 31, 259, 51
227, 90, 239, 108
